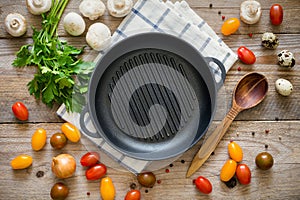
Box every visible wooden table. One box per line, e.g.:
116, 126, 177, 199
1, 0, 299, 199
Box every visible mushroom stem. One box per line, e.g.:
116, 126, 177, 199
114, 0, 125, 8
247, 4, 258, 16
33, 0, 43, 7
10, 19, 21, 29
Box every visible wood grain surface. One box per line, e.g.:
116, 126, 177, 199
0, 0, 299, 199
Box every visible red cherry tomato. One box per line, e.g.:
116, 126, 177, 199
270, 4, 283, 25
236, 164, 251, 185
237, 46, 256, 65
85, 163, 107, 180
124, 190, 141, 200
80, 152, 100, 167
194, 176, 212, 194
12, 102, 29, 121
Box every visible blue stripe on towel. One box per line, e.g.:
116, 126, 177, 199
199, 37, 211, 52
178, 23, 191, 37
132, 8, 164, 32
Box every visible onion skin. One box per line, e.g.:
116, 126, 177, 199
52, 154, 76, 179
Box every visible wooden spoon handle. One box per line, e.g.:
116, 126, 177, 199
186, 106, 241, 177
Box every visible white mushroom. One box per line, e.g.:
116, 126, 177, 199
86, 23, 111, 51
5, 13, 27, 37
79, 0, 106, 20
240, 0, 262, 24
26, 0, 52, 15
107, 0, 133, 18
63, 12, 86, 36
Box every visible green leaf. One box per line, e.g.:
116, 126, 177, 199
12, 45, 32, 67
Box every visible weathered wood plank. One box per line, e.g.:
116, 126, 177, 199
0, 121, 299, 199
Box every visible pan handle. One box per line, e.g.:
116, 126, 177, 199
205, 57, 226, 90
79, 106, 101, 138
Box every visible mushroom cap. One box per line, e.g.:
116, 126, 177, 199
79, 0, 106, 20
240, 0, 262, 24
107, 0, 133, 18
86, 23, 112, 51
63, 12, 86, 36
5, 13, 27, 37
26, 0, 52, 15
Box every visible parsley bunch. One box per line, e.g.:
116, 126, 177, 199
13, 0, 94, 112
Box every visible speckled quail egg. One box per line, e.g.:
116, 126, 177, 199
277, 50, 296, 68
275, 78, 293, 96
261, 32, 279, 49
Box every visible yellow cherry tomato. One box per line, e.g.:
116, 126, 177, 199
228, 141, 243, 162
100, 177, 115, 200
31, 128, 47, 151
221, 18, 240, 36
11, 154, 33, 169
61, 122, 81, 143
220, 159, 237, 182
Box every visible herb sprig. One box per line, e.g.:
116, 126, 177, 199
13, 0, 94, 112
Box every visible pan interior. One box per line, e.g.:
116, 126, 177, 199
94, 48, 212, 160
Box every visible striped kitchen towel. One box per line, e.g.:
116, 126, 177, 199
57, 0, 237, 174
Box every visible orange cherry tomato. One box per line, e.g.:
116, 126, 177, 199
124, 190, 141, 200
31, 128, 47, 151
100, 177, 115, 200
228, 141, 243, 162
11, 154, 33, 169
12, 102, 29, 121
221, 18, 240, 36
61, 122, 81, 142
237, 46, 256, 65
220, 159, 237, 182
236, 164, 251, 185
194, 176, 212, 194
270, 4, 283, 25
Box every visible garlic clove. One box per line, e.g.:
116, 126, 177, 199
5, 13, 27, 37
26, 0, 52, 15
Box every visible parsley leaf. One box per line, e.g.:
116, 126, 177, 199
12, 0, 94, 112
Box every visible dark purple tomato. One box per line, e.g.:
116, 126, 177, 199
50, 182, 69, 200
137, 172, 156, 188
255, 152, 274, 170
50, 132, 67, 149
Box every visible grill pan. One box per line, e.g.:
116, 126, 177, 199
80, 32, 226, 160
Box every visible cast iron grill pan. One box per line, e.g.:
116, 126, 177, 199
93, 48, 211, 158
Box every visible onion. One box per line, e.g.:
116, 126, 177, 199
52, 154, 76, 179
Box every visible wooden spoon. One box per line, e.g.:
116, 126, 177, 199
186, 72, 268, 177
